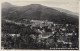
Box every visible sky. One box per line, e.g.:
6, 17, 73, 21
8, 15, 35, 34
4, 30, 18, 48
1, 0, 79, 13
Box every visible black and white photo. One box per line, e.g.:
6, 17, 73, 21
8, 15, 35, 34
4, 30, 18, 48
1, 0, 79, 50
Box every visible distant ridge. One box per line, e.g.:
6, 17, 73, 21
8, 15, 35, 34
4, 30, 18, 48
2, 2, 78, 24
2, 2, 15, 8
54, 7, 78, 16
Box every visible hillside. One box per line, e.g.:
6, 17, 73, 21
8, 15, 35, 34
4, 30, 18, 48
2, 2, 78, 24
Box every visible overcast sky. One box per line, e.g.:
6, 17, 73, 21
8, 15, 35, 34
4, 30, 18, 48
1, 0, 79, 13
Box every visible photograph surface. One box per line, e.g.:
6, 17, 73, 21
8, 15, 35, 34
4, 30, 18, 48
1, 0, 79, 50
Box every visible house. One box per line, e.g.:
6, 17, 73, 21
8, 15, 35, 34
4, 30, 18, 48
38, 32, 53, 39
65, 33, 73, 36
8, 34, 20, 37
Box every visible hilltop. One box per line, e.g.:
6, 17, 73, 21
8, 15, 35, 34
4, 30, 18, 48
2, 2, 78, 24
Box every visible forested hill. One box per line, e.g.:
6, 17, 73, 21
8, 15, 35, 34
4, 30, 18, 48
2, 2, 78, 24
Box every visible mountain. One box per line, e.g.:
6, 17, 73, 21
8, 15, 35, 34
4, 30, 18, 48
54, 7, 78, 16
2, 2, 78, 24
2, 2, 15, 8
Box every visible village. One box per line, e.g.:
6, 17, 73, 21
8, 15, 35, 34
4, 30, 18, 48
1, 19, 78, 49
